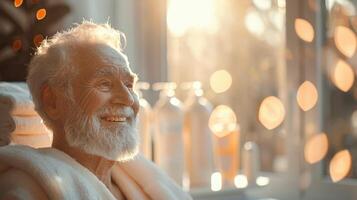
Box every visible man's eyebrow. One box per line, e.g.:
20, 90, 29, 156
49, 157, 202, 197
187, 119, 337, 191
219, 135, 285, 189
93, 66, 138, 81
93, 66, 118, 77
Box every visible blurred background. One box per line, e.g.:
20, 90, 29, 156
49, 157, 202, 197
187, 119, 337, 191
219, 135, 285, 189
1, 0, 357, 199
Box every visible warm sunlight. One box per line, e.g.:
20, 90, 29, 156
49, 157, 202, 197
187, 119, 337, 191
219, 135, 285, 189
167, 0, 217, 37
245, 9, 265, 37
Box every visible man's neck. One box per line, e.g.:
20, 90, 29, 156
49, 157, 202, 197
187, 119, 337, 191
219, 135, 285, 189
51, 128, 116, 185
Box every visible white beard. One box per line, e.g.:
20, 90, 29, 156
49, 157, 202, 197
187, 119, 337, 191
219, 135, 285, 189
63, 101, 139, 161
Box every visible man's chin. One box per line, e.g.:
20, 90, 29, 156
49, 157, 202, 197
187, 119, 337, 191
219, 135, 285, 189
77, 143, 139, 161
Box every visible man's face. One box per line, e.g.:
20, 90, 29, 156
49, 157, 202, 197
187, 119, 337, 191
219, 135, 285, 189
62, 43, 140, 161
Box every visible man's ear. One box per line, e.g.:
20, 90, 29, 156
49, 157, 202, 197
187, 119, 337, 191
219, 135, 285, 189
41, 84, 61, 120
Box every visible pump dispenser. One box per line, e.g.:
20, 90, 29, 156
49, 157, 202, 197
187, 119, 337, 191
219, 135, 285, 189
182, 81, 214, 188
135, 82, 152, 160
153, 82, 184, 185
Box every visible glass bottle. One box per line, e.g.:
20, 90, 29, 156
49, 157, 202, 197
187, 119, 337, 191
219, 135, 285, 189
153, 82, 184, 185
182, 81, 215, 189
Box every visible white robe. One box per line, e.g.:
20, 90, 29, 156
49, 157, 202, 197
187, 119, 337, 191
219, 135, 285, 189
0, 145, 192, 200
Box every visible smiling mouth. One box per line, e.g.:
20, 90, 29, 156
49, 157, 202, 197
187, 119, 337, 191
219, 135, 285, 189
101, 116, 127, 122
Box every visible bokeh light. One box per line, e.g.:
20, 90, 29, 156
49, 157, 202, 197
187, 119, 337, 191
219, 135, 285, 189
245, 9, 265, 37
209, 105, 237, 137
209, 70, 232, 93
304, 133, 328, 164
33, 34, 44, 47
12, 39, 22, 52
329, 150, 352, 182
211, 172, 222, 191
256, 176, 270, 186
36, 8, 47, 20
258, 96, 285, 130
334, 26, 356, 58
297, 81, 318, 111
252, 0, 272, 10
295, 18, 314, 42
14, 0, 23, 7
234, 174, 248, 188
332, 60, 354, 92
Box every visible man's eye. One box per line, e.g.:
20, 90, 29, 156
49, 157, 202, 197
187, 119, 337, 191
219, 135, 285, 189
97, 80, 112, 91
125, 82, 133, 89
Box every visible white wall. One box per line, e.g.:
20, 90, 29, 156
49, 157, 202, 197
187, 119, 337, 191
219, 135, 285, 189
61, 0, 140, 73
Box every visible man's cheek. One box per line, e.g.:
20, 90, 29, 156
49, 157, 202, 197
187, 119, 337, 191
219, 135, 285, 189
79, 91, 109, 115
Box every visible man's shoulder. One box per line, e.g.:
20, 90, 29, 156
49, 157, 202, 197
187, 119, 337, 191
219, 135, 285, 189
0, 145, 116, 199
0, 145, 50, 199
0, 145, 61, 166
0, 168, 47, 199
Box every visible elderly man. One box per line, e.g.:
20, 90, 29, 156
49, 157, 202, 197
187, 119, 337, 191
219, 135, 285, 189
0, 22, 191, 200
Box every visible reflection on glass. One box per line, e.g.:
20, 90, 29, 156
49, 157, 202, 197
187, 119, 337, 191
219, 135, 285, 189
256, 176, 270, 186
329, 150, 352, 182
211, 172, 222, 191
234, 174, 248, 188
295, 18, 314, 42
258, 96, 285, 130
297, 81, 318, 111
334, 26, 356, 58
304, 133, 329, 164
209, 70, 232, 94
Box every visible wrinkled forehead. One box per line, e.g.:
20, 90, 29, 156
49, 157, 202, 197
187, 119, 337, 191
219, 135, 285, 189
70, 43, 131, 74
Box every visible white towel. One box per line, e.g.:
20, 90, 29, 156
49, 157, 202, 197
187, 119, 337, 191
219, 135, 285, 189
0, 111, 14, 146
10, 133, 52, 148
0, 82, 37, 116
0, 145, 117, 200
10, 116, 49, 135
115, 154, 193, 200
0, 145, 192, 200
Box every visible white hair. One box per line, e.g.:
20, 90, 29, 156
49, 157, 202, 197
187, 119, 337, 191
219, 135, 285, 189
27, 21, 126, 129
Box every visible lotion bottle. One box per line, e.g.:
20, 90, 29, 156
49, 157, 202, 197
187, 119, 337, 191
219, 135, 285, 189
153, 82, 184, 185
182, 81, 214, 188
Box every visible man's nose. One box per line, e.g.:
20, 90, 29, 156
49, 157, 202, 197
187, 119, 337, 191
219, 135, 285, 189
111, 84, 135, 106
